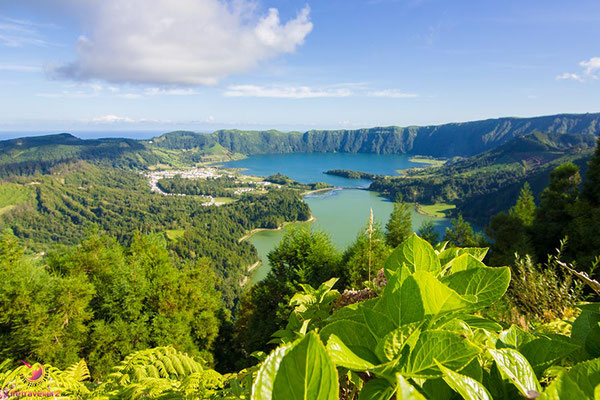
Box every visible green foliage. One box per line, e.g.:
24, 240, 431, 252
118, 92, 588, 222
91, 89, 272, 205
245, 235, 600, 399
234, 227, 341, 361
532, 162, 581, 258
509, 182, 536, 226
417, 219, 440, 246
500, 245, 583, 324
2, 234, 599, 399
341, 220, 391, 288
1, 347, 224, 399
369, 131, 596, 225
581, 137, 600, 207
444, 214, 485, 248
385, 198, 412, 248
0, 231, 222, 379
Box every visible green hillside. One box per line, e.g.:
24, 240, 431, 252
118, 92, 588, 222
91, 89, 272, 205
153, 112, 600, 157
369, 132, 597, 223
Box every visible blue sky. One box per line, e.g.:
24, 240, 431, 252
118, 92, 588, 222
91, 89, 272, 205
0, 0, 599, 136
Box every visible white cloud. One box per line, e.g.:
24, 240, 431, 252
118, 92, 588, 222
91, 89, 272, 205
51, 0, 313, 86
580, 57, 600, 76
144, 87, 200, 96
368, 89, 418, 98
91, 114, 135, 124
223, 84, 352, 98
558, 57, 600, 82
556, 72, 584, 82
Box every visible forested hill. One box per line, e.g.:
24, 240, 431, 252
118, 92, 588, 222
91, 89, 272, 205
153, 112, 600, 157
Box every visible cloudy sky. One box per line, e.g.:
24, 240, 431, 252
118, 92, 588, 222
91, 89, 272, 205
0, 0, 599, 135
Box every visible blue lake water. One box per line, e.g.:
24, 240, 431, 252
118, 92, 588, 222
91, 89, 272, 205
224, 153, 422, 187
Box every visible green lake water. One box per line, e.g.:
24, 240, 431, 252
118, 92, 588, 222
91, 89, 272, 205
247, 189, 451, 284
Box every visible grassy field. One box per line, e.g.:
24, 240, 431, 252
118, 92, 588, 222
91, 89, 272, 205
165, 229, 185, 241
0, 184, 33, 215
213, 197, 237, 204
415, 202, 455, 218
408, 156, 446, 166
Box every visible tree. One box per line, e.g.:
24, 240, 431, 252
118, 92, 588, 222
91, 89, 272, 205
581, 137, 600, 206
532, 162, 581, 258
385, 198, 412, 248
417, 219, 440, 246
509, 182, 536, 226
234, 227, 341, 357
444, 214, 482, 247
0, 230, 95, 368
486, 212, 532, 267
340, 215, 391, 288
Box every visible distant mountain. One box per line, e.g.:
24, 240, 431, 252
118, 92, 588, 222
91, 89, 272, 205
1, 112, 599, 177
0, 133, 165, 176
153, 112, 600, 157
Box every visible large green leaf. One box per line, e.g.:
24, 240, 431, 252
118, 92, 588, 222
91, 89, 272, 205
441, 266, 510, 308
436, 361, 492, 400
271, 332, 338, 400
363, 308, 396, 339
541, 358, 600, 399
499, 325, 536, 349
252, 343, 293, 400
327, 297, 379, 324
320, 320, 379, 364
400, 330, 481, 378
488, 348, 541, 399
438, 248, 489, 269
571, 305, 600, 358
519, 336, 580, 375
396, 374, 426, 399
358, 378, 396, 400
500, 326, 580, 374
383, 271, 474, 326
443, 253, 487, 273
460, 316, 503, 332
375, 324, 421, 362
384, 234, 440, 274
458, 247, 489, 261
326, 334, 375, 371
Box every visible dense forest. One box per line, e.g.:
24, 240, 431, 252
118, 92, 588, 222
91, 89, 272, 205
369, 131, 597, 224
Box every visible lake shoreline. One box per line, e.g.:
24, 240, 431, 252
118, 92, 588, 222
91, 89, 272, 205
238, 214, 316, 243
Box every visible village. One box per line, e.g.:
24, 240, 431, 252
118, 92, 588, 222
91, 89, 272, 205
144, 167, 275, 205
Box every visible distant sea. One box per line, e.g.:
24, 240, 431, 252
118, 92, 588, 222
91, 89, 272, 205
0, 131, 165, 141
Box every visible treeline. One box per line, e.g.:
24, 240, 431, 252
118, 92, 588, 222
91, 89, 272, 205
324, 169, 381, 180
157, 175, 253, 197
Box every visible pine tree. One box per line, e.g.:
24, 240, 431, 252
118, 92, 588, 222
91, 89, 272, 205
509, 182, 536, 226
532, 162, 581, 259
444, 214, 478, 247
417, 219, 440, 245
582, 137, 600, 206
385, 198, 412, 248
341, 212, 391, 288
